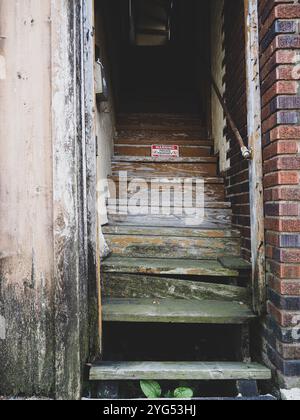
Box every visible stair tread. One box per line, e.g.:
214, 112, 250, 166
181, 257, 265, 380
102, 298, 256, 324
102, 256, 240, 277
90, 361, 271, 381
219, 257, 252, 271
107, 199, 232, 209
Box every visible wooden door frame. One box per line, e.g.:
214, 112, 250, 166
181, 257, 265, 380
244, 0, 266, 315
51, 0, 98, 399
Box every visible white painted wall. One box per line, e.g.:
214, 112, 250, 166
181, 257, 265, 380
211, 0, 229, 173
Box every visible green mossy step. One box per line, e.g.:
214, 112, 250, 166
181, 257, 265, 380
90, 361, 271, 381
102, 257, 239, 277
102, 298, 256, 324
102, 274, 251, 304
219, 257, 252, 271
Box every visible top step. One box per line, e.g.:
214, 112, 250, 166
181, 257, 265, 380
117, 113, 208, 135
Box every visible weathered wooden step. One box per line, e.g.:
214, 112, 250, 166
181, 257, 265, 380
219, 257, 252, 271
102, 225, 240, 238
108, 176, 226, 202
104, 232, 240, 260
108, 199, 232, 210
114, 144, 212, 158
117, 114, 207, 133
112, 161, 217, 178
115, 135, 213, 146
102, 298, 256, 324
102, 273, 250, 303
90, 361, 271, 381
113, 156, 217, 164
107, 208, 232, 229
102, 257, 239, 277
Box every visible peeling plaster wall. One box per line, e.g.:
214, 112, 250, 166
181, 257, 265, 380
0, 0, 54, 395
95, 5, 115, 230
0, 0, 96, 399
211, 0, 228, 173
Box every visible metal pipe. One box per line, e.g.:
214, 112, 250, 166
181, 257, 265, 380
211, 76, 252, 160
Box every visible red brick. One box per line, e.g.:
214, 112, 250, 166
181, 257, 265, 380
264, 156, 300, 173
278, 249, 300, 263
269, 126, 300, 142
264, 187, 300, 202
264, 171, 299, 187
265, 202, 300, 216
267, 260, 300, 279
265, 217, 300, 232
263, 141, 299, 160
268, 301, 300, 327
277, 341, 300, 359
267, 274, 300, 296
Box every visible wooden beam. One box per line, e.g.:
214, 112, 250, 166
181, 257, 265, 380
244, 0, 266, 315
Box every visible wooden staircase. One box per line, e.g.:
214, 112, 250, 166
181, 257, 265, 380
90, 112, 271, 399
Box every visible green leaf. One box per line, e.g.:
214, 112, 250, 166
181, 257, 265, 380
174, 387, 194, 399
140, 380, 162, 399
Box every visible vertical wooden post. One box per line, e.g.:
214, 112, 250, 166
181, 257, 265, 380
244, 0, 266, 315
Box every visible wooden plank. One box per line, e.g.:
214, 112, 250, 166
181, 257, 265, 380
102, 273, 251, 303
111, 162, 217, 177
90, 361, 271, 381
219, 257, 252, 271
102, 225, 241, 238
112, 156, 217, 163
107, 200, 231, 209
115, 133, 212, 145
108, 177, 226, 202
102, 298, 256, 324
244, 0, 266, 315
102, 257, 239, 277
114, 144, 212, 158
107, 209, 232, 229
105, 234, 240, 259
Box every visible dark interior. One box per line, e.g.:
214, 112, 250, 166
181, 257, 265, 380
99, 0, 211, 120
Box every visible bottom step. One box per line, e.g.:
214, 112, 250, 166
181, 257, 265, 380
90, 362, 271, 381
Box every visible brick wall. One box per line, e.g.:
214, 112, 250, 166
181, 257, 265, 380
259, 0, 300, 388
223, 0, 251, 261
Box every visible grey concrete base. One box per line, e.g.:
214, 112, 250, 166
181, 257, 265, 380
281, 389, 300, 401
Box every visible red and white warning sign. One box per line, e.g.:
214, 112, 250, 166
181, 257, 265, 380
151, 145, 180, 158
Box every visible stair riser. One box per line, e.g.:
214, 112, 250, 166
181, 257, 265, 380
108, 181, 226, 202
103, 225, 240, 238
112, 162, 217, 177
115, 137, 212, 146
107, 209, 232, 229
105, 235, 240, 259
102, 257, 239, 277
114, 145, 212, 157
102, 273, 250, 303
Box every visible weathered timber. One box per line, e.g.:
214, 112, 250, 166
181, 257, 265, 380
102, 257, 239, 277
102, 298, 256, 324
104, 234, 240, 260
115, 133, 213, 145
107, 209, 232, 229
219, 257, 252, 271
102, 273, 251, 303
108, 199, 232, 210
244, 0, 266, 314
114, 144, 212, 158
108, 176, 226, 202
90, 361, 271, 381
112, 156, 217, 164
111, 161, 217, 177
102, 225, 240, 238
